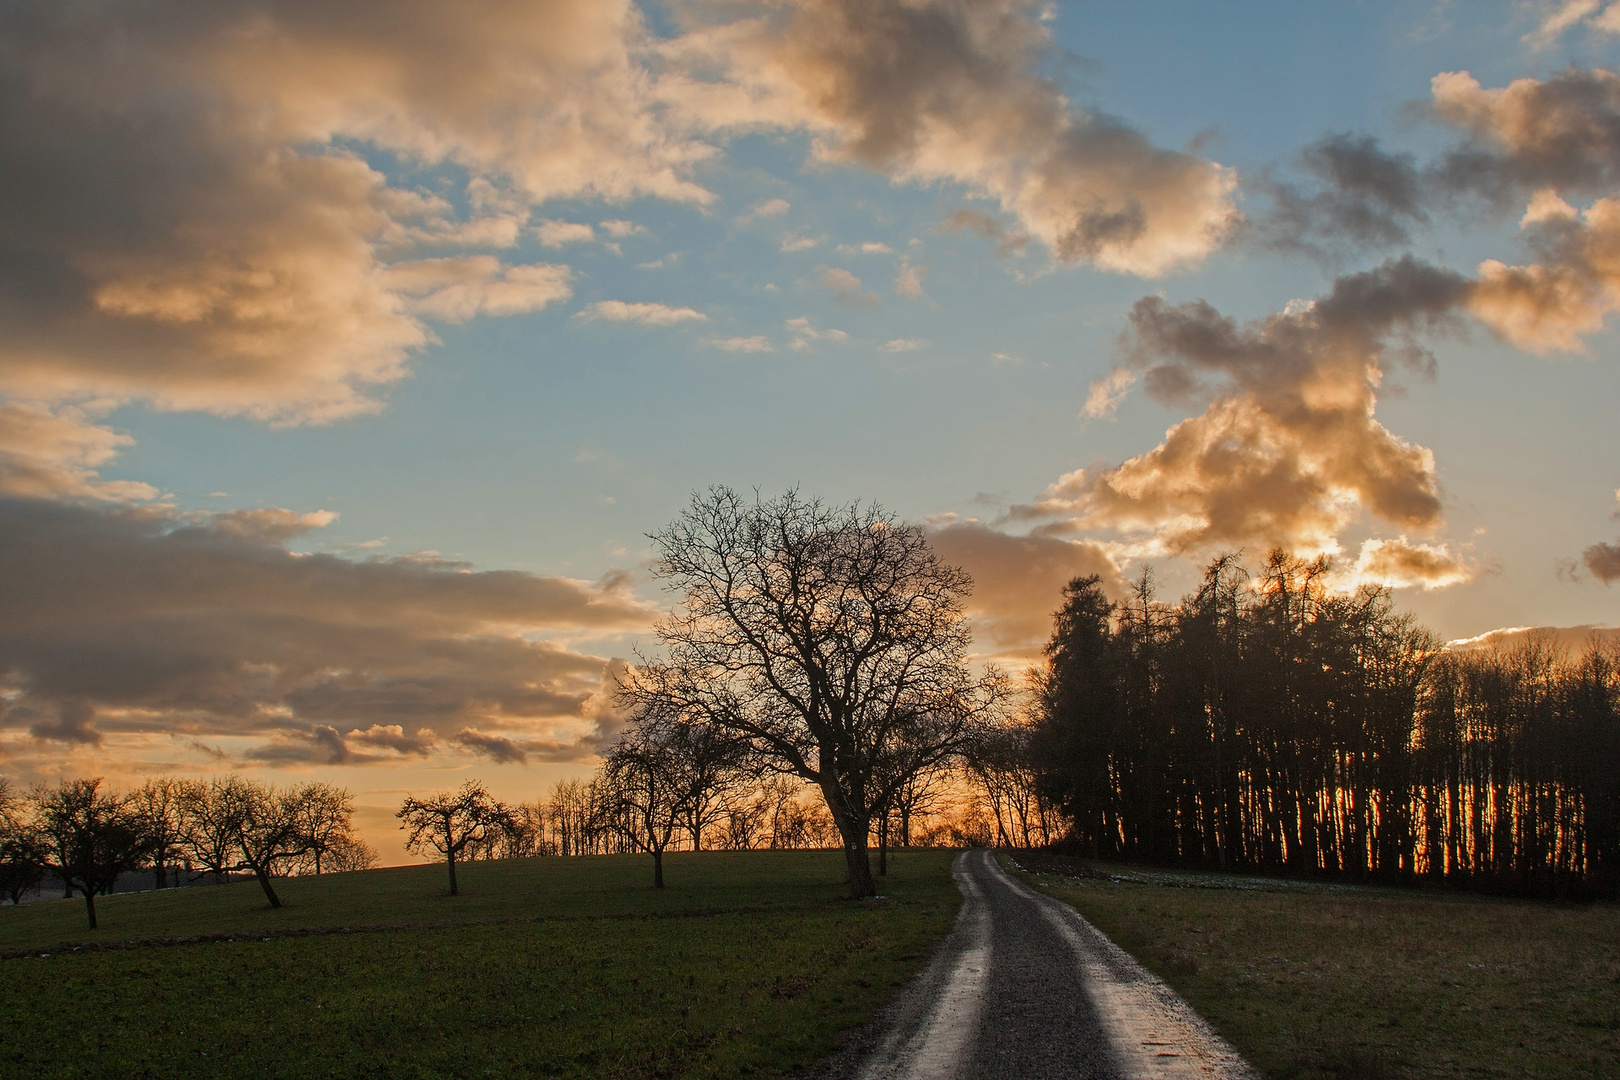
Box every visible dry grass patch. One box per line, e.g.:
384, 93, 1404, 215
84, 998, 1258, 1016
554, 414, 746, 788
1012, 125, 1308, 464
1010, 854, 1619, 1080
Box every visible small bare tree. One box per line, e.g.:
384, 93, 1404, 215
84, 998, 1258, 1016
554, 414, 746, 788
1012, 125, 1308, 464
130, 778, 184, 890
31, 779, 151, 929
223, 779, 313, 908
600, 715, 742, 887
294, 783, 359, 875
397, 781, 512, 896
0, 779, 48, 905
177, 778, 242, 885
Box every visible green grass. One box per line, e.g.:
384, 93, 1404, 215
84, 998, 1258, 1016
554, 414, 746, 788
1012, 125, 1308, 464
1010, 855, 1620, 1080
0, 850, 960, 1079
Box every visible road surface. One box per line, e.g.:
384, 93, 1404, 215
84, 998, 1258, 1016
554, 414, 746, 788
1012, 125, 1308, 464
848, 850, 1257, 1080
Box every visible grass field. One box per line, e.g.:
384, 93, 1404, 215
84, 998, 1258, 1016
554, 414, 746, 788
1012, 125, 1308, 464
1009, 854, 1620, 1080
0, 850, 961, 1079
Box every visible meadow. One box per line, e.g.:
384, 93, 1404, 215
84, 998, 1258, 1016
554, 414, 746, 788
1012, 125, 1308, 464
0, 850, 960, 1079
1012, 853, 1620, 1080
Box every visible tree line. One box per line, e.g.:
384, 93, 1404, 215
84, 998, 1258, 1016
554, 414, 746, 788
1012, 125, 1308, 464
1029, 552, 1620, 898
0, 776, 372, 926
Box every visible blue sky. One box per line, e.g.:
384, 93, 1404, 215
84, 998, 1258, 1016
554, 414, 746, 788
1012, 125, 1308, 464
3, 0, 1619, 857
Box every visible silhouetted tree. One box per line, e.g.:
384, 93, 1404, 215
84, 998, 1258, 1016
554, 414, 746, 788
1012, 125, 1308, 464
177, 778, 242, 885
397, 781, 512, 896
623, 488, 998, 897
130, 778, 184, 890
31, 779, 151, 928
222, 779, 314, 908
0, 779, 48, 905
294, 783, 359, 875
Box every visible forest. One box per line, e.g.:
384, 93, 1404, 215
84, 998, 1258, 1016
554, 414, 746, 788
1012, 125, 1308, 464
1028, 551, 1620, 898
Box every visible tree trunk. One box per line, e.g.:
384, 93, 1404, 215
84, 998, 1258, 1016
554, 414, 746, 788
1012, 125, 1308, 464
253, 867, 283, 909
446, 851, 459, 896
154, 860, 166, 891
653, 847, 665, 889
83, 887, 97, 929
878, 813, 888, 876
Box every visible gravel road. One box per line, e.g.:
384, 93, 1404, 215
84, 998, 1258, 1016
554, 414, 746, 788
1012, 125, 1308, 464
848, 850, 1257, 1080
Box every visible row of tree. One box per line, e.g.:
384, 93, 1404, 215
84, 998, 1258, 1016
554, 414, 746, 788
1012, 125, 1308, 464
0, 776, 372, 926
1030, 552, 1620, 897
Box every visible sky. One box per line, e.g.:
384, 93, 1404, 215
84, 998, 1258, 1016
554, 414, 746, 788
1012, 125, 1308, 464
3, 0, 1619, 863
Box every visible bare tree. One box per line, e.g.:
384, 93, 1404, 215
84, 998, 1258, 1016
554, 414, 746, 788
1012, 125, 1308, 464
623, 488, 999, 897
130, 778, 184, 889
0, 779, 48, 905
294, 783, 359, 875
31, 779, 151, 928
600, 714, 742, 887
177, 778, 242, 885
397, 781, 512, 896
221, 778, 313, 909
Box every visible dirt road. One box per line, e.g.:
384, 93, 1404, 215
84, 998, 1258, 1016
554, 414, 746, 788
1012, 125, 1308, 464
851, 850, 1257, 1080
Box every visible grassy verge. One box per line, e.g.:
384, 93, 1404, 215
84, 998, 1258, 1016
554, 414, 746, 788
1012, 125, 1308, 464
1008, 854, 1619, 1080
0, 850, 959, 1079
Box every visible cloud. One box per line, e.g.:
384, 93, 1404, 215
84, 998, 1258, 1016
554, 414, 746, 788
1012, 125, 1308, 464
1467, 192, 1620, 351
739, 197, 791, 222
0, 403, 160, 502
574, 300, 707, 326
786, 316, 848, 348
1081, 368, 1137, 420
1585, 540, 1620, 582
28, 700, 102, 746
0, 497, 649, 758
879, 338, 926, 352
662, 0, 1237, 275
817, 266, 879, 306
1250, 134, 1430, 257
536, 220, 596, 246
1349, 537, 1478, 590
383, 257, 574, 323
348, 723, 438, 755
894, 260, 929, 299
837, 241, 895, 255
927, 522, 1123, 655
1446, 623, 1620, 652
598, 219, 647, 238
0, 0, 716, 425
1431, 68, 1620, 203
704, 335, 775, 353
455, 728, 528, 764
780, 233, 824, 252
1524, 1, 1609, 49
1015, 257, 1471, 556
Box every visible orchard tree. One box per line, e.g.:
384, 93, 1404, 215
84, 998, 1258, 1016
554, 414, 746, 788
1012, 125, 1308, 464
130, 778, 184, 890
397, 781, 512, 896
177, 777, 243, 885
222, 779, 313, 909
31, 779, 150, 929
622, 488, 1000, 897
600, 713, 743, 887
0, 779, 48, 905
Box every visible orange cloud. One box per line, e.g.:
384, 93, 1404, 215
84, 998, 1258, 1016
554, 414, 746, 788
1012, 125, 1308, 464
1018, 258, 1468, 556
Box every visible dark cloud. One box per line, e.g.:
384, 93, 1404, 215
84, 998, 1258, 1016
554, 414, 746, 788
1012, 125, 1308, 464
1249, 134, 1430, 257
1585, 540, 1620, 583
0, 497, 648, 758
454, 729, 528, 764
667, 0, 1236, 275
